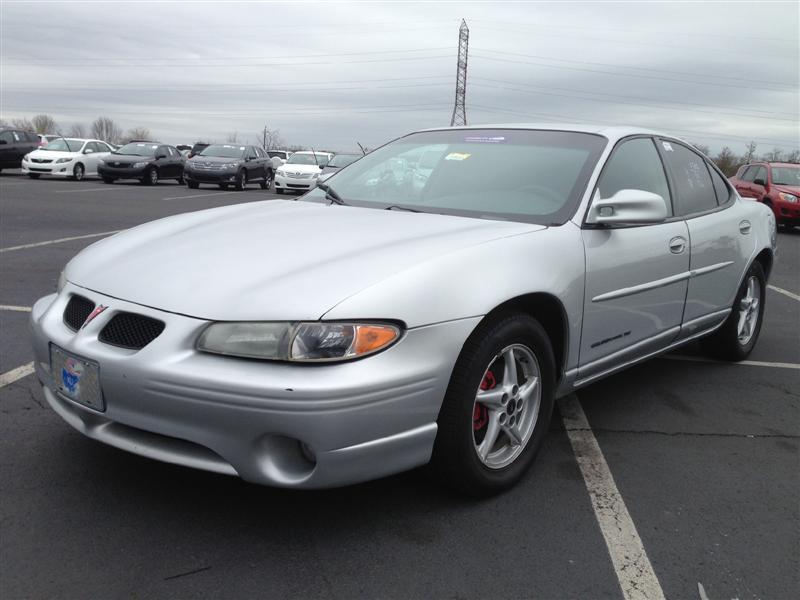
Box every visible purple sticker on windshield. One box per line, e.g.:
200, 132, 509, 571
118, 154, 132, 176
464, 136, 506, 144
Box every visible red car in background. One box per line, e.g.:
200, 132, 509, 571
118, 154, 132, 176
730, 162, 800, 227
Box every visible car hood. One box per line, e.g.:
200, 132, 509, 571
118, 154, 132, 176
66, 200, 541, 321
320, 165, 340, 174
28, 149, 78, 160
279, 163, 322, 174
774, 184, 800, 195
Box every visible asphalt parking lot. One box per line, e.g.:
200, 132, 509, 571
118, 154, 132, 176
1, 172, 798, 600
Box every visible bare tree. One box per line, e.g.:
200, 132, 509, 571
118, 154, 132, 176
786, 149, 800, 164
713, 147, 739, 176
762, 147, 785, 162
31, 114, 57, 134
123, 126, 151, 143
742, 141, 758, 164
11, 117, 34, 131
256, 125, 285, 150
67, 123, 87, 137
91, 117, 122, 144
691, 142, 710, 156
226, 131, 239, 143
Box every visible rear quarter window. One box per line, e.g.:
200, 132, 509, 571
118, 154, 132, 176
660, 141, 717, 215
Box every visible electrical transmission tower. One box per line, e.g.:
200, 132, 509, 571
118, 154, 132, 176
450, 19, 469, 127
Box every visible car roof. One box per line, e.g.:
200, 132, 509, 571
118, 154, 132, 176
416, 123, 687, 145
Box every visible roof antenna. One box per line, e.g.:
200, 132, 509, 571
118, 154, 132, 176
310, 148, 319, 166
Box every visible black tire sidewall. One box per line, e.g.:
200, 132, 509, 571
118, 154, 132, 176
73, 164, 84, 180
432, 312, 556, 495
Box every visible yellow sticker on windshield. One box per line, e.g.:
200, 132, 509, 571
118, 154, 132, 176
444, 152, 471, 161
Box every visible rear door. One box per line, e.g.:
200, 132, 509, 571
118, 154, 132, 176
658, 139, 747, 336
579, 136, 690, 381
736, 165, 759, 199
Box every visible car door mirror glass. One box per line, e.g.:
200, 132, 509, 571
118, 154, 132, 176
84, 148, 94, 154
586, 189, 668, 225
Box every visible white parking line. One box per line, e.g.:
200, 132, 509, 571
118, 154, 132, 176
0, 305, 31, 312
0, 363, 35, 389
665, 355, 800, 370
0, 230, 120, 253
53, 187, 144, 194
161, 191, 241, 201
768, 284, 800, 302
559, 394, 666, 600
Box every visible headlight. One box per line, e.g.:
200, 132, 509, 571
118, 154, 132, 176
57, 270, 67, 293
276, 168, 286, 176
98, 158, 106, 165
56, 157, 72, 164
197, 321, 401, 362
133, 161, 149, 168
312, 173, 320, 179
23, 154, 30, 161
778, 192, 798, 203
219, 162, 239, 169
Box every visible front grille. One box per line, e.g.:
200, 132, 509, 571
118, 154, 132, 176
287, 184, 310, 189
63, 295, 95, 331
31, 158, 53, 164
99, 312, 165, 350
29, 167, 52, 172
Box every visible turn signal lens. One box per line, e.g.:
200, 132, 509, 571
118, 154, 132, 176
354, 324, 399, 355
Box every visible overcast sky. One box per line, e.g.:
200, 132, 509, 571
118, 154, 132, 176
1, 1, 798, 154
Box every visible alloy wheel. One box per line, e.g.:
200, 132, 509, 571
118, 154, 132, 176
737, 275, 761, 345
74, 164, 84, 181
472, 344, 541, 469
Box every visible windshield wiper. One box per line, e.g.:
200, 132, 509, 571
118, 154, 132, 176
385, 205, 423, 213
316, 181, 347, 205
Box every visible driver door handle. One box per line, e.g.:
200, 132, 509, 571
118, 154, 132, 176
669, 236, 686, 254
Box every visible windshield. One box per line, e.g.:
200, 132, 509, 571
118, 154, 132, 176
115, 142, 158, 156
328, 154, 360, 168
303, 129, 606, 224
42, 138, 84, 152
772, 166, 800, 186
199, 144, 246, 158
287, 153, 328, 166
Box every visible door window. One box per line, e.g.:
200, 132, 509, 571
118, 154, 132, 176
596, 137, 672, 216
660, 142, 717, 215
751, 166, 767, 185
708, 166, 732, 205
741, 166, 758, 182
0, 131, 14, 144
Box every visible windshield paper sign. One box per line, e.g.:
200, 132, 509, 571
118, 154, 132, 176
465, 136, 506, 144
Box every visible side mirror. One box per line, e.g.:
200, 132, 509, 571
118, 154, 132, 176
753, 178, 766, 187
586, 189, 668, 225
155, 153, 167, 160
83, 148, 94, 154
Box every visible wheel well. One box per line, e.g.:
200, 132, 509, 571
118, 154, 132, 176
754, 247, 773, 280
485, 293, 568, 382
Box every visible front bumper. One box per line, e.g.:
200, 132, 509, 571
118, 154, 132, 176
185, 167, 238, 184
97, 164, 147, 180
22, 159, 73, 176
771, 200, 800, 225
275, 173, 318, 191
30, 285, 479, 488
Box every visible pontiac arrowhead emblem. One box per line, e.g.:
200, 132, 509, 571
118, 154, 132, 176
82, 305, 108, 329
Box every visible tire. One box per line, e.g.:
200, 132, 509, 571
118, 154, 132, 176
701, 261, 766, 361
187, 180, 200, 189
235, 170, 247, 191
103, 177, 114, 184
430, 312, 556, 496
218, 183, 229, 190
72, 163, 85, 181
177, 175, 185, 185
276, 188, 284, 195
260, 170, 273, 190
28, 173, 41, 179
141, 167, 158, 186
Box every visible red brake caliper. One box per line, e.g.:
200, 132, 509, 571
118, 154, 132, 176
473, 371, 496, 430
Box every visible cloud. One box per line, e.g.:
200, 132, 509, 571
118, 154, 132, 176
1, 1, 797, 153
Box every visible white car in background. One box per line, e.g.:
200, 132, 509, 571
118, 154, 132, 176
22, 138, 114, 180
274, 150, 332, 194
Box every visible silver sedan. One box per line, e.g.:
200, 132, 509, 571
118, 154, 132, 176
30, 125, 776, 495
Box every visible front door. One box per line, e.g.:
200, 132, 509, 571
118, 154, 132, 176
579, 137, 689, 382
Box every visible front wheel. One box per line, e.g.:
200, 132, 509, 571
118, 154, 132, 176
102, 177, 114, 184
187, 180, 199, 189
28, 173, 41, 179
431, 312, 556, 496
702, 261, 766, 361
260, 170, 273, 190
177, 175, 185, 185
234, 170, 247, 191
72, 163, 85, 181
275, 188, 284, 195
142, 167, 158, 185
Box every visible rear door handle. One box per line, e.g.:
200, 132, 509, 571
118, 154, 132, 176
739, 220, 752, 234
669, 236, 686, 254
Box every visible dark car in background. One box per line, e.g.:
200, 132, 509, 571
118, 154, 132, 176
0, 129, 39, 172
98, 141, 185, 185
184, 144, 273, 190
317, 152, 361, 183
731, 162, 800, 227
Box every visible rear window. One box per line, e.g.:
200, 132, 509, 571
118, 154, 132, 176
708, 166, 731, 205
